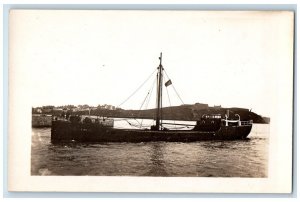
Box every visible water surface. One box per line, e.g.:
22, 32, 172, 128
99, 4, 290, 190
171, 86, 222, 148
31, 123, 269, 177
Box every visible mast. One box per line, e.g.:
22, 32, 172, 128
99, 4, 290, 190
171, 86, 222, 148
155, 52, 163, 130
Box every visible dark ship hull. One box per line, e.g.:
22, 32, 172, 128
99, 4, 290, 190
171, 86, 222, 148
51, 120, 252, 143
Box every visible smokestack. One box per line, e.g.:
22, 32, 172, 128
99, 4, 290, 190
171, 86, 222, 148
226, 109, 230, 118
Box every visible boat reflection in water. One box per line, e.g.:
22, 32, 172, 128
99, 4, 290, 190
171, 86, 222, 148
147, 143, 167, 176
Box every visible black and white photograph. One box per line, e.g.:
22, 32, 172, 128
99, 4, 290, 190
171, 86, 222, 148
8, 9, 294, 192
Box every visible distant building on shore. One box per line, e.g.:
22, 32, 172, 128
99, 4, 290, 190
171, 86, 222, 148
213, 105, 222, 109
192, 103, 209, 110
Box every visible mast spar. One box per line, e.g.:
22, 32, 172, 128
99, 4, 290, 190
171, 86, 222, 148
155, 52, 163, 130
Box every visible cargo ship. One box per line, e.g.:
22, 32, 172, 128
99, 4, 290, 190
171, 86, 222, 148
51, 53, 252, 143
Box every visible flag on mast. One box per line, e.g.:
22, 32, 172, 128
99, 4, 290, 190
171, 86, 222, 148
165, 79, 172, 87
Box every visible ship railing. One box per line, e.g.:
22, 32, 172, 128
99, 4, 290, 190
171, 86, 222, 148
222, 119, 252, 126
202, 114, 222, 119
240, 120, 253, 126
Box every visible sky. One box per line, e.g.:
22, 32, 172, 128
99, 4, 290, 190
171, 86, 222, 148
9, 10, 294, 117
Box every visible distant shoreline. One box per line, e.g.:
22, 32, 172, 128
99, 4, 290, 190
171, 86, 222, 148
32, 104, 270, 124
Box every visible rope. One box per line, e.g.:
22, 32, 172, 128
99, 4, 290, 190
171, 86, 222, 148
120, 76, 156, 129
126, 119, 139, 129
164, 74, 176, 129
137, 77, 156, 116
139, 92, 150, 111
134, 88, 152, 127
114, 118, 130, 121
117, 68, 157, 108
145, 77, 156, 110
139, 77, 156, 128
165, 76, 172, 107
116, 64, 185, 130
126, 120, 152, 128
135, 90, 150, 125
163, 69, 185, 105
163, 126, 187, 130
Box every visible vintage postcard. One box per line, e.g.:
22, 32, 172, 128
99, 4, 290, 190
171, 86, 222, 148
8, 10, 294, 192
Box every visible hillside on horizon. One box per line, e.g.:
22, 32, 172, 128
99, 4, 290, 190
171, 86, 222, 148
34, 103, 269, 124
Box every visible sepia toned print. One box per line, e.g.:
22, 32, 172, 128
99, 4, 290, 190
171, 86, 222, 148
9, 10, 293, 192
31, 53, 267, 177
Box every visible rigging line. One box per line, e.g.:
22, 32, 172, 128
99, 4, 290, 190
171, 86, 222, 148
172, 85, 184, 105
123, 76, 157, 128
165, 77, 172, 107
135, 88, 150, 127
137, 76, 156, 118
164, 69, 185, 105
140, 76, 156, 128
126, 119, 140, 129
117, 68, 157, 108
145, 77, 156, 110
134, 119, 141, 126
135, 90, 151, 126
114, 119, 130, 121
125, 118, 151, 128
163, 126, 186, 130
164, 74, 176, 129
139, 92, 150, 111
147, 80, 156, 126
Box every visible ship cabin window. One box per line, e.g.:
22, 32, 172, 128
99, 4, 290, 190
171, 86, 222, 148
205, 115, 221, 119
202, 114, 221, 120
